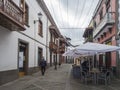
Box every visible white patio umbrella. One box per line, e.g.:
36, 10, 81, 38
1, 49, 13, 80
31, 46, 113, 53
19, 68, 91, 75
63, 42, 120, 58
75, 42, 120, 53
75, 42, 120, 68
63, 49, 84, 58
63, 49, 96, 57
63, 42, 120, 68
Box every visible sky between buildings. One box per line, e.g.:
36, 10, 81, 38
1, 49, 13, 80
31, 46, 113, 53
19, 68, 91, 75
44, 0, 99, 45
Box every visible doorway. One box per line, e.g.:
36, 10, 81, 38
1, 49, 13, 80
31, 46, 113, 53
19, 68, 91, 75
38, 47, 43, 66
99, 54, 103, 67
18, 40, 28, 77
105, 52, 111, 68
50, 51, 52, 66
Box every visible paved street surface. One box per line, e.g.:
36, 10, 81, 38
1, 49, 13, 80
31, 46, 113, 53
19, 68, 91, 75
0, 64, 120, 90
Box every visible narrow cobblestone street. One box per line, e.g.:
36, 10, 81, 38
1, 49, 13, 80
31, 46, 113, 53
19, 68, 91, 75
0, 64, 120, 90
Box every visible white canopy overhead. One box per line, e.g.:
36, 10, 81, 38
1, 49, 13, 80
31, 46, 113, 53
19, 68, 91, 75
62, 49, 95, 57
76, 42, 120, 53
63, 42, 120, 57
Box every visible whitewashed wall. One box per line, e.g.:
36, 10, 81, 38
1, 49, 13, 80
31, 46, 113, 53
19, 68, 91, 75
46, 20, 51, 63
0, 0, 51, 71
0, 28, 18, 71
13, 0, 20, 7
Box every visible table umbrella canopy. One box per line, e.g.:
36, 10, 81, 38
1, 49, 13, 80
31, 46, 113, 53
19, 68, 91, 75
76, 42, 120, 53
63, 42, 120, 57
63, 48, 96, 57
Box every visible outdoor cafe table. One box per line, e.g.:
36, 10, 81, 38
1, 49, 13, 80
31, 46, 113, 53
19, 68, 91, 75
89, 69, 100, 84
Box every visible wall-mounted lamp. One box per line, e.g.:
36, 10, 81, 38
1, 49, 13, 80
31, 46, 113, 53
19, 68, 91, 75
38, 12, 42, 19
34, 12, 42, 24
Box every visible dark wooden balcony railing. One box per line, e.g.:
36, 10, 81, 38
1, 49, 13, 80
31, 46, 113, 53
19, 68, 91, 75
49, 42, 58, 52
0, 0, 25, 31
59, 48, 65, 53
59, 42, 65, 54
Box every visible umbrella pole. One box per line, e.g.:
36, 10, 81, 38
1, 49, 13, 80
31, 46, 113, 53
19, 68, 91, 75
80, 58, 83, 80
88, 57, 90, 72
93, 55, 94, 68
97, 54, 99, 68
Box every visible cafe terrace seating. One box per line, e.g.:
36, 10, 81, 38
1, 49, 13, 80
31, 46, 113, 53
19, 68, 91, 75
81, 71, 93, 84
80, 68, 111, 85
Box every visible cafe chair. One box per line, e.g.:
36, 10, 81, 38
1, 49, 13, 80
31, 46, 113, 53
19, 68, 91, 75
98, 71, 111, 85
81, 71, 93, 84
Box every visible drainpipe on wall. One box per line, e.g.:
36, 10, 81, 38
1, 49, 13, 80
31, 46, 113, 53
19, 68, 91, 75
46, 18, 48, 66
34, 20, 37, 72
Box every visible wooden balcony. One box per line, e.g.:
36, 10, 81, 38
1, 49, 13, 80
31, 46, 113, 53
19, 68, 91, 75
59, 46, 65, 53
0, 0, 25, 31
49, 42, 58, 53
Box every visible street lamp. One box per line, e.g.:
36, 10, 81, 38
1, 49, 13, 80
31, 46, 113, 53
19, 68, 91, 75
34, 12, 42, 24
38, 12, 42, 19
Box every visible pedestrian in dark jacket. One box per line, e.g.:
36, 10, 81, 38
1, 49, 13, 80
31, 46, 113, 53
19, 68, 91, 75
40, 57, 47, 75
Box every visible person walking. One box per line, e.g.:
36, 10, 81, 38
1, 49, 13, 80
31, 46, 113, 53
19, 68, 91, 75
40, 57, 47, 75
59, 62, 61, 67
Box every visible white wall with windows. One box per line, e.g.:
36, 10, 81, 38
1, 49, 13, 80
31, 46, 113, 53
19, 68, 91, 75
0, 0, 53, 71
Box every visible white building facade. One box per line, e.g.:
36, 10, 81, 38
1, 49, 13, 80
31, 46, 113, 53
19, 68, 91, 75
0, 0, 60, 85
